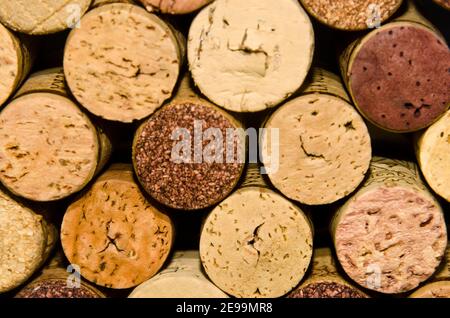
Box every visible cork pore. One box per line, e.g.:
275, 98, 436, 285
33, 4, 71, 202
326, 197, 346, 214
349, 24, 450, 132
0, 0, 92, 35
335, 187, 447, 294
188, 0, 314, 112
0, 25, 20, 107
140, 0, 213, 14
64, 3, 181, 122
410, 281, 450, 298
200, 187, 313, 298
263, 94, 371, 205
0, 93, 100, 202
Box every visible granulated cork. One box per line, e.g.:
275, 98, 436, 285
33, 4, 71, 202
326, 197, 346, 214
139, 0, 212, 14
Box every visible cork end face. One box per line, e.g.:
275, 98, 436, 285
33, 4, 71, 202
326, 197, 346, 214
287, 281, 367, 298
0, 25, 20, 107
0, 93, 100, 202
335, 187, 447, 294
15, 279, 104, 298
188, 0, 314, 112
349, 24, 450, 132
410, 281, 450, 298
139, 0, 213, 14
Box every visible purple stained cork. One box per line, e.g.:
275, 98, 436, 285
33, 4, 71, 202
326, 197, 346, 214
16, 279, 104, 298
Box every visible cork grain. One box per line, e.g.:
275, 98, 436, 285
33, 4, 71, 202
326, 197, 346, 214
16, 279, 103, 298
140, 0, 213, 14
288, 282, 366, 298
0, 24, 20, 107
410, 281, 450, 298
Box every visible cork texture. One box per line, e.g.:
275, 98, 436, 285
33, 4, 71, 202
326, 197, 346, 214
139, 0, 212, 14
188, 0, 314, 112
61, 164, 174, 289
410, 281, 450, 298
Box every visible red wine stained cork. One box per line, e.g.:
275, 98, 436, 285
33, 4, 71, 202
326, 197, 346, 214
129, 251, 228, 298
139, 0, 212, 14
332, 157, 448, 294
0, 190, 57, 293
0, 68, 112, 202
287, 248, 367, 298
133, 75, 245, 210
0, 0, 92, 35
416, 110, 450, 202
299, 0, 403, 31
340, 2, 450, 132
61, 164, 174, 289
261, 68, 371, 205
199, 164, 314, 298
64, 3, 185, 123
0, 24, 34, 107
432, 0, 450, 10
188, 0, 314, 112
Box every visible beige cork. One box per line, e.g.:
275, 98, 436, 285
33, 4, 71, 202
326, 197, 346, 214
416, 110, 450, 202
199, 164, 313, 298
91, 0, 135, 8
332, 157, 448, 294
0, 68, 112, 202
129, 251, 228, 298
139, 0, 212, 14
261, 68, 371, 205
0, 189, 56, 294
61, 164, 174, 289
188, 0, 314, 112
64, 3, 185, 123
0, 0, 92, 35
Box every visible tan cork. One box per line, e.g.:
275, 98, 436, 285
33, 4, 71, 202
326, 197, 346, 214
139, 0, 212, 14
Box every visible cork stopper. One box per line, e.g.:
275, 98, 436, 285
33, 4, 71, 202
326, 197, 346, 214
64, 3, 185, 123
129, 251, 228, 298
187, 0, 314, 112
139, 0, 213, 14
332, 157, 448, 294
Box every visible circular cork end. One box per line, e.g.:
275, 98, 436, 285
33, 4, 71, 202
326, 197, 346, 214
200, 187, 313, 298
16, 279, 104, 298
64, 3, 182, 123
417, 110, 450, 201
334, 187, 447, 294
0, 191, 46, 293
0, 24, 20, 107
139, 0, 213, 14
188, 0, 314, 112
133, 102, 244, 210
433, 0, 450, 10
0, 0, 92, 35
410, 281, 450, 298
0, 93, 100, 202
263, 94, 371, 205
300, 0, 402, 31
61, 167, 173, 289
288, 281, 367, 298
349, 24, 450, 132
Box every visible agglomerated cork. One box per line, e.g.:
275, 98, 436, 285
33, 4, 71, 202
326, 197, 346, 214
129, 251, 228, 298
64, 3, 185, 123
299, 0, 403, 31
61, 164, 174, 289
199, 164, 314, 298
332, 157, 448, 294
416, 110, 450, 202
188, 0, 314, 112
0, 0, 92, 35
0, 190, 56, 293
0, 68, 111, 202
139, 0, 212, 14
261, 68, 371, 205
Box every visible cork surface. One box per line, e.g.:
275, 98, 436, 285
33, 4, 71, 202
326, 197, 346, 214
61, 165, 174, 289
188, 0, 314, 112
16, 279, 104, 298
348, 23, 450, 132
0, 0, 92, 35
288, 282, 366, 298
200, 187, 313, 298
263, 93, 371, 205
64, 3, 183, 122
409, 281, 450, 298
0, 24, 20, 107
140, 0, 212, 14
416, 110, 450, 202
0, 93, 101, 201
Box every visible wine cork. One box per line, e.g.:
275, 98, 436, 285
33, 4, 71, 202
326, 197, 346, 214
139, 0, 212, 14
299, 0, 403, 31
92, 0, 135, 7
199, 164, 314, 298
129, 251, 228, 298
261, 68, 372, 205
332, 157, 448, 294
133, 75, 245, 210
416, 110, 450, 202
0, 68, 112, 202
0, 24, 34, 107
432, 0, 450, 10
63, 3, 185, 123
0, 0, 92, 35
0, 190, 57, 293
188, 0, 314, 112
287, 248, 367, 298
61, 164, 174, 289
340, 1, 450, 132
